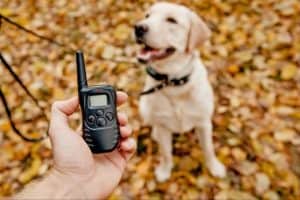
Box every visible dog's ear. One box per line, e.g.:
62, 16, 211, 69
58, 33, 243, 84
186, 11, 211, 53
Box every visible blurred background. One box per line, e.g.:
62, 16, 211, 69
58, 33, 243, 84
0, 0, 299, 199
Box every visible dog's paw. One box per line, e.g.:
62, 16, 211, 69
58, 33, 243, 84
208, 159, 226, 178
155, 164, 172, 182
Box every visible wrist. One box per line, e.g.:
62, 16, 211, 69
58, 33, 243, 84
15, 169, 87, 199
53, 166, 112, 199
49, 169, 88, 199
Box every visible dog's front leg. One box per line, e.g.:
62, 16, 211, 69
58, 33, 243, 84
152, 125, 173, 182
196, 120, 226, 178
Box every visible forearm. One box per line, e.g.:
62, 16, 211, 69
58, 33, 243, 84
14, 169, 87, 199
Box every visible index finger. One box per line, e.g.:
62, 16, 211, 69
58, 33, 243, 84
117, 91, 128, 106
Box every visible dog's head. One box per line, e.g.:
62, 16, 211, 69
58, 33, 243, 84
135, 2, 211, 64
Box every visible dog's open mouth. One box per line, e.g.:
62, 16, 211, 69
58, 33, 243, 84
137, 44, 176, 63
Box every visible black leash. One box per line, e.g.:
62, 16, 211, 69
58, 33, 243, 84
0, 15, 51, 142
0, 53, 48, 141
0, 53, 48, 116
140, 66, 192, 96
0, 14, 67, 48
0, 14, 139, 66
0, 88, 47, 142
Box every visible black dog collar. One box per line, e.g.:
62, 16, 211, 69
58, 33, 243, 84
146, 66, 169, 81
140, 66, 192, 96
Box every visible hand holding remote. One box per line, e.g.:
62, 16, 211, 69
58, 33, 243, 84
15, 94, 136, 199
49, 94, 135, 199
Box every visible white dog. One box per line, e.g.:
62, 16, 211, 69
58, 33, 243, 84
135, 2, 226, 182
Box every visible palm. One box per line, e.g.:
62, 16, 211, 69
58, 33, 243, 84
53, 127, 126, 180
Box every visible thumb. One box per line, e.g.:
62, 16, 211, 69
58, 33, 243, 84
49, 97, 79, 140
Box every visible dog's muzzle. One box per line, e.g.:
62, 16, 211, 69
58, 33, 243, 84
134, 24, 148, 42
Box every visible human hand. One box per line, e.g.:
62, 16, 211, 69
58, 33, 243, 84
48, 92, 135, 199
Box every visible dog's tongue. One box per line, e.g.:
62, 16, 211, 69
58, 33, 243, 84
138, 48, 165, 62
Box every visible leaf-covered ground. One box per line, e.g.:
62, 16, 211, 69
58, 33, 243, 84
0, 0, 300, 199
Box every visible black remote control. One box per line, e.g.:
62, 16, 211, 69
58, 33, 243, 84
76, 50, 120, 153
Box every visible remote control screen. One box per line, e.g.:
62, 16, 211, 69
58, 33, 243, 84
89, 94, 108, 107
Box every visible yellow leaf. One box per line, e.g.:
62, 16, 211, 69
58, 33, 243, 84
136, 157, 151, 177
113, 24, 130, 40
261, 162, 276, 178
0, 8, 12, 17
173, 171, 197, 184
215, 190, 257, 200
53, 88, 65, 99
15, 17, 29, 26
232, 148, 247, 161
227, 65, 240, 74
291, 111, 300, 119
280, 64, 298, 80
18, 156, 42, 184
0, 120, 11, 132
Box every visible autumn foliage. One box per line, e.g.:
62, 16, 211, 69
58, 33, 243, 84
0, 0, 300, 199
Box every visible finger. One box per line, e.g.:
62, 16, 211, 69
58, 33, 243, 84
120, 126, 132, 138
120, 138, 135, 151
52, 97, 79, 116
117, 91, 128, 106
49, 97, 79, 137
117, 113, 128, 126
120, 138, 136, 161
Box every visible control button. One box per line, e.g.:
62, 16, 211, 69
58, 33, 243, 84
84, 132, 91, 136
96, 109, 104, 116
88, 143, 95, 147
84, 132, 91, 137
105, 112, 114, 121
84, 137, 93, 142
97, 117, 106, 127
87, 115, 95, 124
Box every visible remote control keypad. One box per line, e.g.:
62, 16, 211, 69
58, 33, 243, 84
85, 108, 115, 128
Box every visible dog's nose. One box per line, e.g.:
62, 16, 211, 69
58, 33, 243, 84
134, 24, 148, 38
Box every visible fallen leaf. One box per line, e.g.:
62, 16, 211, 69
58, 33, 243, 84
18, 155, 42, 184
255, 172, 271, 195
280, 64, 298, 80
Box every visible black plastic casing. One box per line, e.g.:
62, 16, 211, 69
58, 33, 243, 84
79, 85, 120, 153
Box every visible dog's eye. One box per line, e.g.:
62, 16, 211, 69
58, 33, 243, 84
145, 14, 150, 18
166, 17, 177, 24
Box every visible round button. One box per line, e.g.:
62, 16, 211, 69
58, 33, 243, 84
96, 109, 104, 116
96, 117, 106, 127
87, 115, 95, 124
105, 112, 114, 121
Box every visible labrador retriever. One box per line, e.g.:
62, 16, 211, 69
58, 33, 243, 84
135, 2, 226, 182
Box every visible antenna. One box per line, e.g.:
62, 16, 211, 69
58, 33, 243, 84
76, 50, 88, 90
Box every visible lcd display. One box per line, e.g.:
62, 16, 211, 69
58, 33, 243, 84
89, 95, 108, 107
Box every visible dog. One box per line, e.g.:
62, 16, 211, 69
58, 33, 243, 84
135, 2, 226, 182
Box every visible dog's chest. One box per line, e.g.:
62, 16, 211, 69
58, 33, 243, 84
144, 90, 203, 132
169, 98, 198, 132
